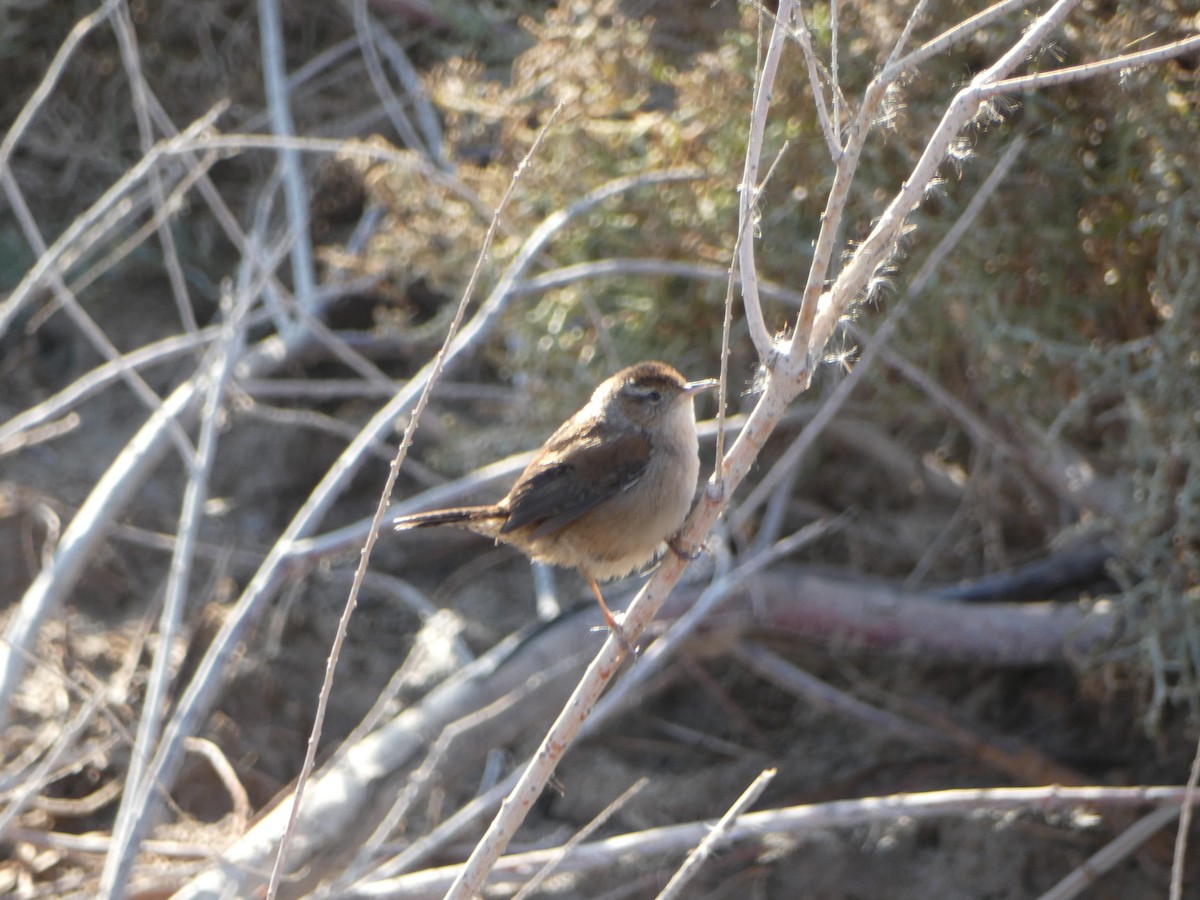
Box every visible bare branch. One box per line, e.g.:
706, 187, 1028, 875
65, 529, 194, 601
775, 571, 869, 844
1039, 804, 1183, 900
735, 0, 795, 361
791, 4, 842, 160
258, 0, 317, 312
265, 104, 564, 900
352, 786, 1199, 897
657, 768, 776, 900
988, 34, 1200, 95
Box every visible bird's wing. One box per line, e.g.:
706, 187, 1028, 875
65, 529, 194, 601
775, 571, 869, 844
500, 422, 651, 538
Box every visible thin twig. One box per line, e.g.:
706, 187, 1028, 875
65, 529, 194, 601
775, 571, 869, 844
160, 166, 700, 900
1038, 803, 1183, 900
729, 133, 1027, 534
258, 0, 317, 312
513, 779, 648, 900
883, 0, 1039, 83
99, 264, 252, 897
1170, 729, 1200, 900
657, 768, 776, 900
352, 0, 428, 159
110, 0, 198, 333
792, 1, 841, 159
735, 0, 794, 361
0, 688, 106, 840
365, 11, 446, 165
265, 103, 565, 899
883, 0, 931, 69
988, 34, 1200, 94
0, 102, 226, 338
0, 0, 122, 177
794, 0, 1080, 368
351, 786, 1200, 897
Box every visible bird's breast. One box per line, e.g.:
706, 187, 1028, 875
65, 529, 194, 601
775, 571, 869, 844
522, 418, 700, 581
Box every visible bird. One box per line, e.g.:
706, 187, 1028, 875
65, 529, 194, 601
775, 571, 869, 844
393, 361, 717, 646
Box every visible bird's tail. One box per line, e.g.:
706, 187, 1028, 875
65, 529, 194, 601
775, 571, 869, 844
393, 506, 499, 530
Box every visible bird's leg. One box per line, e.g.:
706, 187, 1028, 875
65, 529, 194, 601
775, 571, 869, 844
587, 576, 635, 655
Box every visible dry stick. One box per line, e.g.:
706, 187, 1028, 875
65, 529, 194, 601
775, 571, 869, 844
733, 642, 951, 749
264, 104, 564, 900
182, 737, 252, 830
258, 0, 316, 312
1170, 730, 1200, 900
736, 0, 793, 361
365, 9, 446, 165
790, 0, 1052, 362
0, 415, 79, 455
882, 0, 931, 69
352, 0, 428, 159
166, 167, 700, 900
829, 0, 840, 138
338, 652, 591, 893
0, 0, 121, 179
446, 5, 1144, 891
0, 685, 106, 840
799, 0, 1184, 367
1037, 803, 1184, 900
512, 778, 648, 900
514, 257, 805, 302
98, 273, 253, 896
0, 329, 214, 448
441, 12, 810, 892
0, 167, 198, 463
716, 137, 790, 476
351, 786, 1200, 897
718, 124, 793, 468
110, 0, 197, 333
883, 0, 1038, 82
791, 0, 841, 160
729, 133, 1028, 534
588, 520, 839, 732
7, 827, 210, 860
656, 768, 776, 900
0, 102, 226, 336
991, 34, 1200, 92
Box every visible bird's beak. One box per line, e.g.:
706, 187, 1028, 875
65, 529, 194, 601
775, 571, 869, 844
683, 378, 720, 396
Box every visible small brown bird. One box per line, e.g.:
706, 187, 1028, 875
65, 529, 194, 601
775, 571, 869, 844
393, 361, 717, 642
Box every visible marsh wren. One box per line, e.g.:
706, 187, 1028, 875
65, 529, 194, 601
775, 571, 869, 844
393, 361, 717, 644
